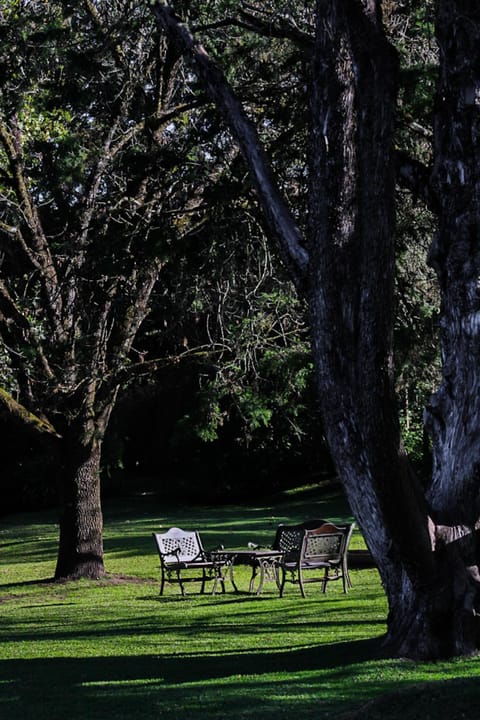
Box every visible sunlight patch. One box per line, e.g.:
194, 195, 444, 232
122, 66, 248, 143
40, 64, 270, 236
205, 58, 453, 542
81, 679, 163, 687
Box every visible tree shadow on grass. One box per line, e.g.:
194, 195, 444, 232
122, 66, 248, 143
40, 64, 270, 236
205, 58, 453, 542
340, 677, 480, 720
1, 639, 477, 720
0, 637, 384, 720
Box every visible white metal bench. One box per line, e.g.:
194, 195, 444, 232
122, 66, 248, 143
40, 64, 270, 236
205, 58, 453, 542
152, 527, 226, 596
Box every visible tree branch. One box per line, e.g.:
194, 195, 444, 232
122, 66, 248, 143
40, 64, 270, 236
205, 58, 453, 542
238, 8, 314, 52
106, 257, 165, 380
193, 11, 314, 54
150, 1, 309, 289
0, 278, 55, 382
0, 387, 61, 437
107, 342, 230, 386
0, 120, 65, 339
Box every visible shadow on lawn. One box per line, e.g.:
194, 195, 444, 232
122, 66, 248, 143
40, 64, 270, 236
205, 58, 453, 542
0, 637, 383, 720
1, 639, 478, 720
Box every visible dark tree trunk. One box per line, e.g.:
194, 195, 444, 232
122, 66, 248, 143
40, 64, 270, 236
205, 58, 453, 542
54, 411, 110, 580
313, 0, 480, 659
308, 0, 427, 651
427, 1, 480, 525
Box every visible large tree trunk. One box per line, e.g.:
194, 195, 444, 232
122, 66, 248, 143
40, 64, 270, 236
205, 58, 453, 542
53, 395, 115, 580
427, 2, 480, 525
54, 429, 105, 580
307, 0, 480, 659
307, 0, 417, 630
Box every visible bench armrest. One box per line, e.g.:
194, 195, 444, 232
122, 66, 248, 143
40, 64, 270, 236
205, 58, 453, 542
158, 546, 182, 564
204, 544, 224, 560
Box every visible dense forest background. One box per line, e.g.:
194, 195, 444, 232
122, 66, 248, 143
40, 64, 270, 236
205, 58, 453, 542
0, 0, 438, 512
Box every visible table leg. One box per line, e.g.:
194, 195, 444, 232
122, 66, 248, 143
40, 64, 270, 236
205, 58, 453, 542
212, 558, 238, 594
250, 557, 281, 595
228, 559, 239, 592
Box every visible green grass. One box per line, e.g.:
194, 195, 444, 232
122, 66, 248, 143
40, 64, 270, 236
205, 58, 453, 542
1, 487, 479, 719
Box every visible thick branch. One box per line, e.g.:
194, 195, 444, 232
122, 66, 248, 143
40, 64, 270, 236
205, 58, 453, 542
150, 2, 309, 289
0, 387, 60, 437
106, 258, 165, 380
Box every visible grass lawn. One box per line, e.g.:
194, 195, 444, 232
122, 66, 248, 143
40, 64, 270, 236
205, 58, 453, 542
1, 485, 479, 719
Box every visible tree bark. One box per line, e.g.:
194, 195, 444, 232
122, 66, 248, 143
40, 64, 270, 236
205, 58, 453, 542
306, 0, 443, 658
427, 1, 480, 525
54, 426, 105, 580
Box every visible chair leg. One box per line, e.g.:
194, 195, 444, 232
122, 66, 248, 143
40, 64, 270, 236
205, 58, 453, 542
279, 568, 286, 597
298, 567, 306, 598
212, 567, 224, 594
160, 567, 165, 596
274, 562, 282, 591
344, 559, 352, 590
322, 569, 328, 593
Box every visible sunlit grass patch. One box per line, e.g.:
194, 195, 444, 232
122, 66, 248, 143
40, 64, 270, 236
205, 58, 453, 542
1, 492, 478, 719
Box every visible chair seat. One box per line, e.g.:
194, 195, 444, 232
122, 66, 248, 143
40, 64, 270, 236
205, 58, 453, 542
166, 560, 218, 570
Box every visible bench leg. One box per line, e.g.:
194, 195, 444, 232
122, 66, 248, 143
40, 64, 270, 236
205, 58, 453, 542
176, 569, 185, 596
343, 559, 352, 591
200, 568, 207, 594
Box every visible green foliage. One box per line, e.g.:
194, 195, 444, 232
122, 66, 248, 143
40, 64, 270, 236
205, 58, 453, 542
391, 0, 437, 165
173, 288, 315, 455
0, 0, 447, 511
0, 0, 246, 431
394, 191, 440, 465
386, 0, 440, 458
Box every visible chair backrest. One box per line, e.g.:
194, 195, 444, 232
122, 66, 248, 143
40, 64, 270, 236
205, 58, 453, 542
272, 524, 306, 559
153, 528, 203, 564
302, 522, 355, 564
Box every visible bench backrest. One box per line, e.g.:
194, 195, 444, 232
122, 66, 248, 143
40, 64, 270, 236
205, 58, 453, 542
302, 523, 355, 564
272, 524, 306, 560
153, 528, 203, 565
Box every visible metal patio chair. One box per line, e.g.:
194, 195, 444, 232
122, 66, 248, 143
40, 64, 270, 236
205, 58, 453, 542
278, 522, 355, 598
152, 527, 226, 596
